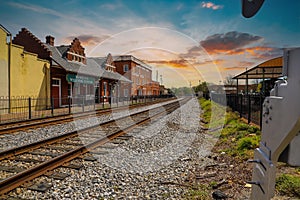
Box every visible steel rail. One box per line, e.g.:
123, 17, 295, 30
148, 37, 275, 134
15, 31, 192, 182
0, 99, 180, 160
0, 98, 187, 195
0, 98, 175, 134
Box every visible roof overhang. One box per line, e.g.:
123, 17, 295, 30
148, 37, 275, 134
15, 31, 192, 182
233, 57, 283, 79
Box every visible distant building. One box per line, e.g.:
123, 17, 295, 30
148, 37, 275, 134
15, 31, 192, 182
113, 55, 159, 96
159, 85, 168, 95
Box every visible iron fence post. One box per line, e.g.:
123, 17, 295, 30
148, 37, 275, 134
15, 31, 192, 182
240, 95, 243, 118
93, 97, 96, 110
28, 97, 31, 119
248, 94, 251, 124
102, 97, 104, 109
51, 97, 54, 116
82, 96, 84, 112
259, 94, 263, 129
68, 97, 71, 114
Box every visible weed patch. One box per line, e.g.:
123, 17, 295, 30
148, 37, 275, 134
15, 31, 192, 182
276, 174, 300, 197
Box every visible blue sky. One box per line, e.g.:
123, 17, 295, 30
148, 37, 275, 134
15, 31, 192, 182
1, 0, 299, 87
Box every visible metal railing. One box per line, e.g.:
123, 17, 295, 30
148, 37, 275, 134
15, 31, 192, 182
0, 95, 174, 124
210, 93, 265, 127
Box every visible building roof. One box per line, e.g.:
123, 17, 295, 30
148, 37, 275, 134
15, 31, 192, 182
44, 44, 131, 82
56, 45, 69, 57
0, 24, 11, 36
113, 55, 152, 71
233, 57, 283, 79
88, 58, 132, 82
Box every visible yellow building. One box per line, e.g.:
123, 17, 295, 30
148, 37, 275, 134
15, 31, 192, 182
0, 25, 50, 113
10, 44, 50, 99
0, 25, 10, 98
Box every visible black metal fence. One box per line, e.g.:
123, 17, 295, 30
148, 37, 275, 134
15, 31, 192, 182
210, 93, 265, 127
0, 95, 173, 124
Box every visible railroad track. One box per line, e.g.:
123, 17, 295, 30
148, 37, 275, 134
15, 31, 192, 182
0, 97, 190, 196
0, 98, 175, 134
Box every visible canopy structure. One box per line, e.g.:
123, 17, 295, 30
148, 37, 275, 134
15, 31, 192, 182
232, 57, 283, 95
233, 57, 283, 79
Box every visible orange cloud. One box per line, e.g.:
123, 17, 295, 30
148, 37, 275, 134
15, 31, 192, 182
65, 34, 110, 47
147, 59, 190, 68
200, 31, 263, 55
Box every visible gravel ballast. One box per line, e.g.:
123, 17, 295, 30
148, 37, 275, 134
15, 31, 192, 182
5, 98, 223, 199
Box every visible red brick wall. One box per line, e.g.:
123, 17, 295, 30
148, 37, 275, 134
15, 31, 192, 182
114, 59, 155, 95
67, 38, 86, 64
13, 28, 50, 60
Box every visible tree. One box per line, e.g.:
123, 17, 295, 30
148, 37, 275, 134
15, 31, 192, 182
224, 74, 236, 86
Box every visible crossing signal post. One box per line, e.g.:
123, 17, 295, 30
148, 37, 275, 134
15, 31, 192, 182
249, 48, 300, 199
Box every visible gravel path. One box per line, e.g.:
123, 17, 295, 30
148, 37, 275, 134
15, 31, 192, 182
6, 97, 219, 199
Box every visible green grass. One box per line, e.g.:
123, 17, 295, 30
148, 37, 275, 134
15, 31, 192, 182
199, 98, 300, 198
184, 184, 210, 200
199, 98, 260, 159
276, 174, 300, 197
199, 98, 226, 136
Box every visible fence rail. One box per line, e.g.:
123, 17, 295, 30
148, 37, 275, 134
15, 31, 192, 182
0, 95, 173, 124
210, 93, 265, 127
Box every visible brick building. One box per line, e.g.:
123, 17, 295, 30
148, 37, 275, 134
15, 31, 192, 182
113, 55, 160, 96
88, 54, 132, 103
13, 28, 130, 108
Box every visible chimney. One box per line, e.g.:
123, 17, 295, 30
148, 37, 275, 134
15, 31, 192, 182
46, 35, 55, 46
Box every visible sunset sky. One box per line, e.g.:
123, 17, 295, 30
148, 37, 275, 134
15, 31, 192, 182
1, 0, 299, 87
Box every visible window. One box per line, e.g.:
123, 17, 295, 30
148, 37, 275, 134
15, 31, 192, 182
52, 79, 60, 86
124, 89, 128, 97
123, 64, 129, 72
103, 82, 107, 96
75, 84, 80, 95
68, 83, 72, 97
84, 84, 89, 96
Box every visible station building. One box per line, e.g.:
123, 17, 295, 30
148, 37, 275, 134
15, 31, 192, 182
2, 26, 162, 109
12, 28, 132, 108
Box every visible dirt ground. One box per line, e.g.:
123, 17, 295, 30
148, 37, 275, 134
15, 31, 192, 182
192, 134, 300, 200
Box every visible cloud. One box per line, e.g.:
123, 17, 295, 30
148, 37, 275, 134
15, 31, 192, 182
244, 46, 282, 60
65, 35, 110, 46
100, 2, 123, 10
224, 61, 255, 70
7, 2, 64, 17
176, 3, 184, 10
200, 31, 263, 54
180, 46, 205, 58
147, 59, 190, 68
201, 1, 224, 10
